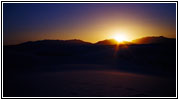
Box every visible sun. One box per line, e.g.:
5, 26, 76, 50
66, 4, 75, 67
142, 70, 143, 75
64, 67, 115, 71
112, 34, 127, 42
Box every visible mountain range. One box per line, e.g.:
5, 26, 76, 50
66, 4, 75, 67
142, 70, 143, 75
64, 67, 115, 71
15, 36, 175, 46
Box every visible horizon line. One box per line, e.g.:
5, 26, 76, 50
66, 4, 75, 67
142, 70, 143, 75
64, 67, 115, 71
3, 35, 176, 46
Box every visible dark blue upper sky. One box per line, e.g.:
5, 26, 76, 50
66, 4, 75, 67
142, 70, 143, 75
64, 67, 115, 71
3, 3, 176, 45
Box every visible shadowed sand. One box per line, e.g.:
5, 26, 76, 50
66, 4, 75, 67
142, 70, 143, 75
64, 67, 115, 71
3, 69, 175, 97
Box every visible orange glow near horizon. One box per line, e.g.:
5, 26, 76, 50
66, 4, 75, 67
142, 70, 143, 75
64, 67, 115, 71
3, 3, 176, 45
3, 12, 176, 45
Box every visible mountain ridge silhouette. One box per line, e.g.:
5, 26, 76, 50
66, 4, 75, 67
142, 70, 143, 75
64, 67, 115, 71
18, 39, 92, 46
5, 36, 175, 46
132, 36, 176, 44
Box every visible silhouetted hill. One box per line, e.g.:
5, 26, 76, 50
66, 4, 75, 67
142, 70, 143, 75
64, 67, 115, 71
132, 36, 176, 44
18, 39, 92, 46
95, 39, 118, 45
95, 39, 133, 45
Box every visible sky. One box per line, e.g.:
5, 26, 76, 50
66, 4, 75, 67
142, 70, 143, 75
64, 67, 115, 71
3, 3, 176, 45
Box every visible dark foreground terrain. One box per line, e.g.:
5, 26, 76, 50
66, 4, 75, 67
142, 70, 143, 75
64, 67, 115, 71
4, 70, 175, 97
3, 38, 176, 97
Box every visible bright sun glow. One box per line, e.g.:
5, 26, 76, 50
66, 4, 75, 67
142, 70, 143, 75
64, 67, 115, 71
112, 34, 127, 42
